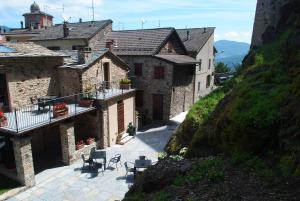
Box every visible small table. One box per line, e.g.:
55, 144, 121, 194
37, 96, 58, 111
134, 159, 152, 179
90, 150, 106, 170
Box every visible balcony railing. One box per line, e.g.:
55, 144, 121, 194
0, 80, 134, 134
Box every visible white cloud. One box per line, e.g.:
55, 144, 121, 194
224, 31, 239, 38
217, 31, 253, 43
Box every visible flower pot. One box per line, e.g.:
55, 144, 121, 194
79, 99, 94, 108
0, 118, 8, 127
120, 83, 131, 90
53, 108, 69, 118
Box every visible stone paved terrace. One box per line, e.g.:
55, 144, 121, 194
6, 112, 187, 201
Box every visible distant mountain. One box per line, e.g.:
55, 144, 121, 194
214, 40, 250, 68
0, 26, 10, 32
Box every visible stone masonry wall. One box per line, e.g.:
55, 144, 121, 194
88, 23, 113, 51
251, 0, 289, 48
58, 68, 81, 96
12, 137, 35, 186
60, 122, 76, 164
171, 65, 195, 117
0, 57, 63, 108
122, 55, 173, 121
81, 55, 127, 91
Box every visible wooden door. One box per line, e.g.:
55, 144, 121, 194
153, 94, 163, 121
104, 63, 110, 89
117, 100, 125, 133
0, 74, 9, 111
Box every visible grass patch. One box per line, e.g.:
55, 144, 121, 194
172, 157, 225, 187
0, 174, 20, 195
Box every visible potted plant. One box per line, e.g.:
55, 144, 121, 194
76, 140, 85, 150
0, 111, 8, 127
53, 103, 69, 118
120, 78, 132, 90
79, 83, 94, 107
86, 137, 95, 145
126, 123, 136, 136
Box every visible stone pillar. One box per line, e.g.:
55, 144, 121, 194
12, 137, 35, 187
60, 122, 75, 165
100, 104, 110, 149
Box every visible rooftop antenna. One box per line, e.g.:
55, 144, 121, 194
62, 13, 71, 23
92, 0, 95, 21
44, 5, 49, 27
158, 20, 161, 28
142, 19, 147, 29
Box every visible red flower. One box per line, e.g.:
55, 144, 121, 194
0, 112, 6, 121
54, 103, 68, 111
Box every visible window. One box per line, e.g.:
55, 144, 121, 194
198, 82, 201, 92
47, 46, 60, 50
208, 59, 211, 69
134, 63, 143, 76
167, 42, 173, 53
136, 90, 144, 107
206, 75, 211, 88
154, 66, 165, 79
72, 45, 85, 50
198, 59, 202, 71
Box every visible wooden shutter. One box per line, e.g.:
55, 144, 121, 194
136, 90, 144, 107
134, 63, 143, 76
154, 66, 164, 79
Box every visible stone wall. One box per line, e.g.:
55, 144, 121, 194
60, 122, 76, 164
194, 33, 215, 102
81, 55, 127, 91
251, 0, 289, 48
159, 33, 186, 55
122, 55, 173, 121
0, 57, 63, 108
58, 68, 81, 96
171, 65, 195, 117
88, 23, 113, 50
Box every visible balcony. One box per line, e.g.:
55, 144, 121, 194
0, 83, 134, 135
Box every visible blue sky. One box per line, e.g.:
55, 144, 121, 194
0, 0, 257, 43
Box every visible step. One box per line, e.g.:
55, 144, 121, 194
120, 133, 134, 144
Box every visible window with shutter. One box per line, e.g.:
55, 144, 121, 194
134, 63, 143, 76
154, 66, 164, 79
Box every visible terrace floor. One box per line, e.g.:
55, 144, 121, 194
7, 112, 187, 201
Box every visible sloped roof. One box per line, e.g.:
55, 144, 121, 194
5, 28, 43, 36
99, 28, 178, 55
0, 42, 63, 57
59, 49, 129, 70
155, 55, 199, 65
31, 20, 112, 41
177, 27, 215, 53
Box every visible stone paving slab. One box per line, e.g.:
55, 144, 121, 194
7, 112, 187, 201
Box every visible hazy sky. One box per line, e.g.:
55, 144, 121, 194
0, 0, 257, 43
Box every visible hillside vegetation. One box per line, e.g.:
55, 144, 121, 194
124, 1, 300, 200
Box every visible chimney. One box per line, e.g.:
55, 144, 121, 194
186, 30, 190, 40
63, 22, 69, 38
78, 47, 92, 64
37, 23, 41, 30
79, 18, 82, 23
106, 39, 114, 51
203, 28, 207, 33
30, 23, 34, 30
20, 21, 24, 29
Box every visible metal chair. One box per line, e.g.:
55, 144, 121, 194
81, 154, 93, 169
107, 154, 122, 170
124, 162, 135, 177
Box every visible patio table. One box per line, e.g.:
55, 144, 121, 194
134, 159, 152, 179
90, 150, 106, 170
37, 96, 58, 111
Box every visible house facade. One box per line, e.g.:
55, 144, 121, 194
0, 43, 135, 187
100, 28, 199, 122
177, 28, 216, 103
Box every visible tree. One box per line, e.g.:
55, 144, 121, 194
215, 62, 231, 73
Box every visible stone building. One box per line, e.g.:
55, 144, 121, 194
177, 28, 216, 102
30, 20, 113, 51
0, 42, 135, 187
100, 28, 199, 122
4, 2, 53, 42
